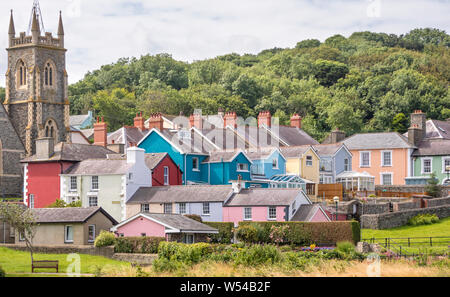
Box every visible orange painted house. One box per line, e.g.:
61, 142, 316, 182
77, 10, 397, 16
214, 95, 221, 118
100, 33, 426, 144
343, 132, 415, 185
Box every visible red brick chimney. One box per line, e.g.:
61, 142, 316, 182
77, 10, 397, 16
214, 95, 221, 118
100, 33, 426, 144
134, 112, 145, 131
149, 113, 164, 131
258, 111, 272, 128
290, 113, 302, 129
223, 112, 237, 129
189, 113, 203, 130
94, 117, 107, 147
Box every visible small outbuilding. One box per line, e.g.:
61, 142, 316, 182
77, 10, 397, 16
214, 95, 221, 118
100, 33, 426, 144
111, 213, 219, 244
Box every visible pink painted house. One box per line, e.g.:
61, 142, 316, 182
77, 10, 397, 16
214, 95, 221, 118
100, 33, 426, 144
111, 213, 218, 244
223, 188, 330, 226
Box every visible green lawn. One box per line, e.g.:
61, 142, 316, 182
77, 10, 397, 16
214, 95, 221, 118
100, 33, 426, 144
362, 217, 450, 239
0, 247, 130, 276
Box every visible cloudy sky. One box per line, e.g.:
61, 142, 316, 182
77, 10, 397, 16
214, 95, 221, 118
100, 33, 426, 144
1, 0, 449, 85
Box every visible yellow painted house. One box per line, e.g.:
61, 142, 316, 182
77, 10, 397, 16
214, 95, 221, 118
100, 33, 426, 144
280, 146, 320, 198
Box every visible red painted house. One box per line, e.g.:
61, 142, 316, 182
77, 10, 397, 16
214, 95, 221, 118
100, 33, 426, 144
145, 153, 183, 186
21, 138, 115, 209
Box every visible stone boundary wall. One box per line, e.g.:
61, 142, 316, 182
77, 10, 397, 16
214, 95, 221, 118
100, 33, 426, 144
393, 200, 420, 212
112, 253, 158, 265
361, 203, 389, 215
0, 244, 115, 258
426, 197, 450, 208
375, 185, 450, 197
361, 205, 450, 229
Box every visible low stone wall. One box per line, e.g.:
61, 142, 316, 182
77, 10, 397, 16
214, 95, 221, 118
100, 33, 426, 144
112, 253, 158, 265
375, 185, 450, 197
361, 205, 450, 229
426, 197, 450, 208
0, 244, 115, 258
361, 203, 389, 215
393, 200, 420, 212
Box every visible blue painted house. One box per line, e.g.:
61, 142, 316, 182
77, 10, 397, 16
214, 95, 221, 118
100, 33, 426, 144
202, 151, 253, 185
313, 143, 352, 184
247, 148, 286, 180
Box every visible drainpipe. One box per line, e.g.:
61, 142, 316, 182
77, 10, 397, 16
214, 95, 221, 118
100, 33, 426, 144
184, 154, 187, 185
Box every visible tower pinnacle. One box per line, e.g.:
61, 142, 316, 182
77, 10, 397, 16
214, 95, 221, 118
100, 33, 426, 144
8, 10, 15, 35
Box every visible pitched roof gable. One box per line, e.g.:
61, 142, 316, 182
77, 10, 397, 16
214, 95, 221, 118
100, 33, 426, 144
343, 132, 414, 150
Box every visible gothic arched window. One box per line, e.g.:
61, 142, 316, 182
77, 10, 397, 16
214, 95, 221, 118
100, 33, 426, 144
44, 61, 56, 87
44, 119, 58, 140
17, 60, 27, 87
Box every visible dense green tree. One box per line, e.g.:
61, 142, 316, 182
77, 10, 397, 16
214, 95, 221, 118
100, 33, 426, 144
391, 113, 409, 133
295, 39, 321, 49
313, 59, 349, 87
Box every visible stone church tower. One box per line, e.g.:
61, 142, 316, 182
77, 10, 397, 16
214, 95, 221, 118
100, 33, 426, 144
3, 4, 70, 156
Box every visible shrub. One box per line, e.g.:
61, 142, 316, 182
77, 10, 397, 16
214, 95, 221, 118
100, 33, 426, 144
94, 231, 116, 247
236, 224, 259, 243
152, 257, 186, 272
336, 241, 355, 255
234, 244, 282, 266
204, 222, 234, 244
0, 265, 5, 277
158, 242, 213, 265
408, 214, 439, 226
184, 214, 202, 222
114, 237, 165, 254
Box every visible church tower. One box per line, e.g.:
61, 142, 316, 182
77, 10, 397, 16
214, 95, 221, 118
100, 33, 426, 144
3, 2, 70, 156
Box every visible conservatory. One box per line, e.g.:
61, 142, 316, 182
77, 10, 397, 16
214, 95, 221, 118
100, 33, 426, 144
269, 174, 308, 190
336, 171, 375, 192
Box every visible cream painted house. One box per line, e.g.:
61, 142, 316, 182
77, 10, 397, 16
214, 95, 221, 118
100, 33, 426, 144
60, 147, 152, 222
280, 146, 320, 198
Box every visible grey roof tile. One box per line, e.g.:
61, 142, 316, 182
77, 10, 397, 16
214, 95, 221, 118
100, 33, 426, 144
343, 132, 414, 150
140, 213, 218, 233
31, 207, 117, 224
225, 188, 305, 206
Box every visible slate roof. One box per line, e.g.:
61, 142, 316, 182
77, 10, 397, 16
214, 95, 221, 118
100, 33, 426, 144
69, 114, 90, 127
202, 151, 248, 163
313, 143, 347, 157
412, 139, 450, 156
145, 153, 169, 170
276, 126, 319, 146
343, 132, 414, 150
245, 148, 277, 160
64, 159, 131, 175
235, 126, 284, 148
280, 146, 314, 158
108, 127, 147, 148
429, 120, 450, 140
201, 128, 249, 150
141, 213, 218, 233
31, 207, 118, 225
291, 204, 323, 222
157, 129, 217, 154
80, 128, 94, 140
225, 188, 306, 206
127, 186, 233, 204
21, 143, 115, 163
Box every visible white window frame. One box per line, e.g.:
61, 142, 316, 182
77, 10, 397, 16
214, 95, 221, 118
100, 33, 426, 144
88, 225, 96, 243
69, 176, 77, 192
192, 157, 200, 172
381, 150, 393, 167
141, 204, 150, 213
360, 151, 371, 168
306, 156, 313, 167
380, 172, 393, 185
244, 207, 252, 221
344, 158, 350, 172
88, 196, 98, 207
421, 158, 433, 174
237, 163, 249, 172
65, 225, 74, 243
442, 157, 450, 174
91, 176, 99, 191
164, 203, 172, 214
29, 194, 35, 209
164, 166, 169, 185
202, 203, 210, 216
183, 234, 195, 244
178, 203, 187, 214
268, 207, 277, 220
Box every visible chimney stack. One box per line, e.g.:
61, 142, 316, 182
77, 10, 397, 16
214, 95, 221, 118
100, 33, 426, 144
290, 113, 302, 129
94, 117, 108, 147
410, 110, 426, 141
258, 111, 272, 128
189, 113, 203, 130
134, 112, 146, 131
36, 137, 54, 160
232, 175, 244, 193
148, 113, 164, 131
408, 124, 422, 147
127, 146, 145, 165
224, 112, 237, 129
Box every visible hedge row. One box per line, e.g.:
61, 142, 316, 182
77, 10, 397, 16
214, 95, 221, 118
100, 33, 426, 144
114, 237, 166, 254
237, 221, 360, 246
203, 222, 234, 244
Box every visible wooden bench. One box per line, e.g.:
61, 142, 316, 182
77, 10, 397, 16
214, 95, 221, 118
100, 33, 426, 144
32, 260, 59, 273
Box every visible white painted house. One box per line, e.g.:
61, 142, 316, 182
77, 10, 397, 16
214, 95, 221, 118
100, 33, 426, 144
60, 147, 152, 222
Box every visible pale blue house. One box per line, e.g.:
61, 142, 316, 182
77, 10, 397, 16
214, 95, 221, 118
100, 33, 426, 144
314, 143, 352, 184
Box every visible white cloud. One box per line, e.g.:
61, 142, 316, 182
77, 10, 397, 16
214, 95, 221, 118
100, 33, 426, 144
0, 0, 449, 86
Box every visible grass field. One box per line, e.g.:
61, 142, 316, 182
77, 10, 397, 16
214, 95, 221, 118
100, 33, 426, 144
0, 247, 130, 276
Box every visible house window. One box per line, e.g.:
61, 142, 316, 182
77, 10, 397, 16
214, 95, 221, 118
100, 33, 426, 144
268, 207, 277, 220
442, 158, 450, 173
88, 225, 96, 243
178, 203, 187, 214
65, 226, 74, 243
192, 158, 199, 171
381, 173, 393, 185
382, 151, 392, 167
91, 176, 99, 191
29, 194, 35, 209
70, 176, 77, 192
422, 158, 432, 174
164, 203, 172, 214
244, 207, 252, 220
344, 158, 350, 171
183, 234, 194, 244
306, 156, 313, 166
272, 158, 278, 169
202, 203, 210, 215
164, 167, 169, 185
360, 152, 371, 167
141, 204, 150, 213
237, 163, 249, 172
89, 197, 98, 207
